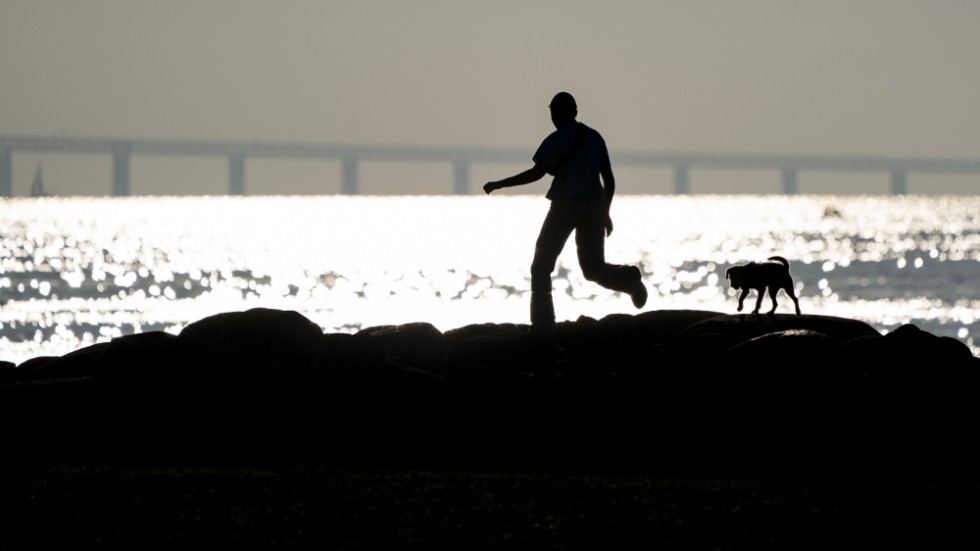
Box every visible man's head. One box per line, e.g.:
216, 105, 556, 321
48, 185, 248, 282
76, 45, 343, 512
549, 92, 577, 127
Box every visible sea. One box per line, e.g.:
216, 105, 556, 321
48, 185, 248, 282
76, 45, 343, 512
1, 193, 978, 365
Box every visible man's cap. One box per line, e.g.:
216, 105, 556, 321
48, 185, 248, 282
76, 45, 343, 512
549, 92, 577, 111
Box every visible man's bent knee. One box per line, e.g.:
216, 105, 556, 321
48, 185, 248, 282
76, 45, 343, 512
580, 263, 604, 283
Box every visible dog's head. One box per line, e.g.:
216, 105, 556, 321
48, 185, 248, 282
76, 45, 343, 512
725, 265, 744, 290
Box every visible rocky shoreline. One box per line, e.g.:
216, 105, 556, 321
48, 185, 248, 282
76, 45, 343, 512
2, 308, 978, 479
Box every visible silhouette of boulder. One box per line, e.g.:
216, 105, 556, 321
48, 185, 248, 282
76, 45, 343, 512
883, 323, 975, 364
448, 326, 565, 379
0, 361, 15, 384
444, 322, 523, 343
719, 328, 839, 365
173, 307, 323, 386
671, 332, 741, 363
355, 322, 449, 377
93, 331, 180, 387
14, 343, 107, 382
677, 313, 880, 346
312, 331, 448, 390
313, 332, 384, 379
14, 356, 58, 377
839, 324, 978, 390
635, 309, 725, 341
1, 307, 978, 474
715, 329, 842, 393
555, 313, 664, 379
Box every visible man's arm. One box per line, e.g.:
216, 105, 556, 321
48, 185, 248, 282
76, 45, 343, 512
484, 162, 549, 194
600, 163, 615, 236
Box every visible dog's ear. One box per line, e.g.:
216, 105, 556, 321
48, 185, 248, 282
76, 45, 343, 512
725, 267, 733, 280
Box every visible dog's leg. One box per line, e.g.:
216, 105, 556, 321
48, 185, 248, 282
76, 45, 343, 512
752, 289, 765, 315
737, 289, 750, 312
767, 287, 779, 315
785, 285, 802, 316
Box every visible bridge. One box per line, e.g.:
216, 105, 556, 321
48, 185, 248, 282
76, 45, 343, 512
2, 135, 980, 196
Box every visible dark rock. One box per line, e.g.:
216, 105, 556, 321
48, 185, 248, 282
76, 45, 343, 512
15, 343, 108, 382
355, 321, 449, 377
671, 332, 741, 362
715, 329, 842, 394
177, 307, 323, 364
719, 328, 839, 365
883, 323, 975, 364
313, 331, 448, 388
14, 355, 58, 375
173, 307, 323, 385
677, 313, 880, 345
93, 331, 180, 387
2, 308, 978, 476
448, 327, 565, 379
635, 309, 726, 341
840, 324, 979, 391
556, 313, 662, 379
444, 322, 523, 343
0, 365, 15, 385
313, 332, 383, 379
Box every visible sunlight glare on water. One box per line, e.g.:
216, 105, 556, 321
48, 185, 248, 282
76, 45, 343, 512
1, 194, 977, 364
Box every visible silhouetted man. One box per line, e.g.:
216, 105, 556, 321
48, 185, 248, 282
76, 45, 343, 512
484, 91, 648, 335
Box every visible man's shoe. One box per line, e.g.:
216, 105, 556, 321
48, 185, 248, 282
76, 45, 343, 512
629, 280, 648, 309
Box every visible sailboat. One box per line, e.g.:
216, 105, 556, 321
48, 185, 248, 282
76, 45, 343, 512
31, 163, 48, 197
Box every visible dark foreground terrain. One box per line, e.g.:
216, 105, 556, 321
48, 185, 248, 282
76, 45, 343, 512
2, 308, 978, 548
3, 464, 980, 550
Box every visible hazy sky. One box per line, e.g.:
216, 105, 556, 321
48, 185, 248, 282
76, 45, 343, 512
2, 0, 978, 196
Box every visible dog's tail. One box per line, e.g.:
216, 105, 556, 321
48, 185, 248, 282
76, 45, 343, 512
767, 256, 790, 268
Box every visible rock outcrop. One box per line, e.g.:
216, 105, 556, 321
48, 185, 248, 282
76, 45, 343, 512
1, 308, 977, 479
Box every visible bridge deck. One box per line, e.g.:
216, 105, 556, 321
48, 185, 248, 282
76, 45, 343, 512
2, 135, 979, 196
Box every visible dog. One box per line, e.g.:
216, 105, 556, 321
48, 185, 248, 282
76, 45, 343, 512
725, 256, 801, 316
